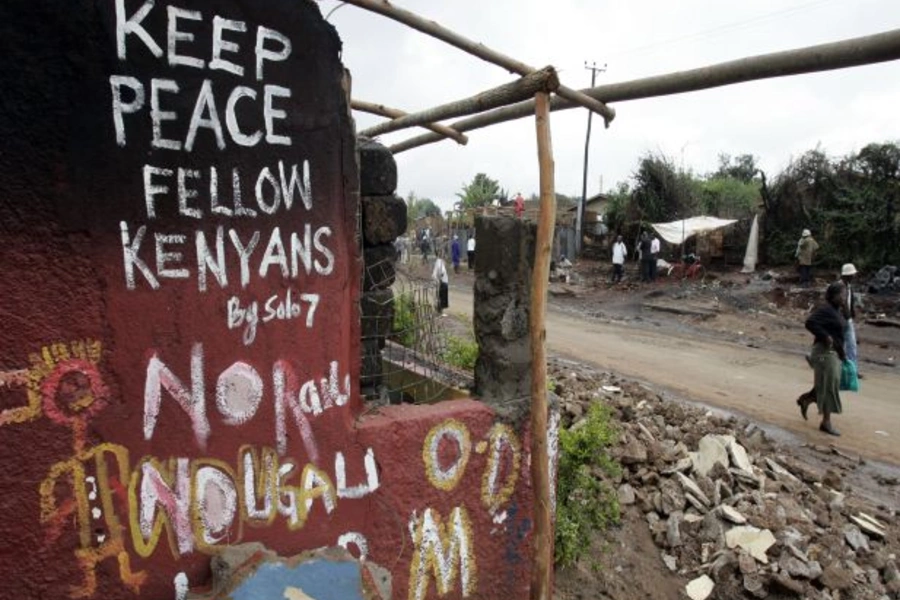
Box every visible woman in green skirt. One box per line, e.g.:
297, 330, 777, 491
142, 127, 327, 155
800, 281, 847, 436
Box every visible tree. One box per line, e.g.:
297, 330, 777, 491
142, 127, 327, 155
456, 173, 506, 209
764, 142, 900, 270
631, 152, 694, 223
714, 153, 759, 183
405, 192, 442, 222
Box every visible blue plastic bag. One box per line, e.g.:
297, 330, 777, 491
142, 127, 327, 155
840, 360, 859, 392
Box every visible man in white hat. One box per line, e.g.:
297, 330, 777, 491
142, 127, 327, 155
795, 229, 819, 286
840, 263, 861, 375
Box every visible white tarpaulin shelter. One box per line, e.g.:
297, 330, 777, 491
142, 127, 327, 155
650, 216, 738, 245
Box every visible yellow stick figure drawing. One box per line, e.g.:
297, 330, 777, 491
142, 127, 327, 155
8, 340, 147, 597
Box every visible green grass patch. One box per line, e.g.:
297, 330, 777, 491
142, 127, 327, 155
442, 334, 478, 371
555, 402, 621, 567
391, 292, 419, 347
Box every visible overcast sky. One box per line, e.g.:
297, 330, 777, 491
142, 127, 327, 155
321, 0, 900, 212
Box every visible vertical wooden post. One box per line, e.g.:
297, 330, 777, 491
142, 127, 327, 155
530, 91, 556, 600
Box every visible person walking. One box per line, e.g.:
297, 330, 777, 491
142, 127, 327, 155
451, 235, 461, 274
796, 229, 819, 286
611, 235, 627, 283
798, 281, 847, 436
432, 251, 449, 316
650, 234, 661, 281
840, 263, 862, 377
467, 235, 476, 270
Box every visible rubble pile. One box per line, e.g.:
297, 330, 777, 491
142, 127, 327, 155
867, 266, 899, 295
550, 359, 899, 600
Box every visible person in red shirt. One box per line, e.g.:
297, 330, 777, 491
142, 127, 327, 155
514, 192, 525, 218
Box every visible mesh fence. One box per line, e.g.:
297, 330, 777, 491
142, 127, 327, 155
361, 256, 454, 404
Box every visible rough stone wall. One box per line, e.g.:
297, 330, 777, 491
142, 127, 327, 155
473, 216, 538, 422
358, 139, 406, 396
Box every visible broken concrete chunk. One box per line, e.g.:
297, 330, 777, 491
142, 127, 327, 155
764, 458, 800, 482
620, 435, 649, 464
850, 513, 887, 539
676, 472, 711, 506
718, 504, 748, 524
617, 483, 636, 505
667, 513, 683, 548
725, 526, 777, 564
685, 575, 715, 600
742, 573, 768, 598
662, 457, 693, 475
739, 552, 758, 575
659, 478, 687, 515
692, 435, 730, 477
662, 553, 678, 572
779, 554, 821, 580
727, 440, 753, 473
843, 524, 871, 552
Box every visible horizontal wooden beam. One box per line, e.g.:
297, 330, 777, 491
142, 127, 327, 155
360, 66, 559, 138
390, 28, 900, 154
341, 0, 615, 123
351, 99, 468, 145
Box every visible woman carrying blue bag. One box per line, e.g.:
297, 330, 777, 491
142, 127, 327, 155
797, 281, 848, 437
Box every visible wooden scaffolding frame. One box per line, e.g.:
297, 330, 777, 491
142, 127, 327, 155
331, 2, 900, 597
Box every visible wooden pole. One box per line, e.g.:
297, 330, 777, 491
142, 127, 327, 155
360, 66, 560, 138
529, 91, 555, 600
341, 0, 615, 123
351, 99, 469, 145
389, 27, 900, 154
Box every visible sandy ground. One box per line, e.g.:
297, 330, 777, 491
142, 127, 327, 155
396, 256, 899, 466
445, 282, 900, 466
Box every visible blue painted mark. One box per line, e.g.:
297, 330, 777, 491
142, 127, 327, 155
230, 559, 365, 600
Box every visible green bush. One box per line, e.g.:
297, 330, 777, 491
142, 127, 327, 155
442, 335, 478, 371
555, 402, 621, 567
392, 292, 418, 347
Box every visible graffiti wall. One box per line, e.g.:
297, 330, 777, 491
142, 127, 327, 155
0, 1, 549, 599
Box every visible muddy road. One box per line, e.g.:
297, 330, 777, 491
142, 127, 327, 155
448, 287, 900, 465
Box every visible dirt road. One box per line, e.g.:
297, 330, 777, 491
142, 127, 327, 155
448, 288, 900, 465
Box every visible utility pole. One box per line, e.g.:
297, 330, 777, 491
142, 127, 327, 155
578, 61, 606, 256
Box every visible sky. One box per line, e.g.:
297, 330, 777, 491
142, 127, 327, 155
320, 0, 900, 212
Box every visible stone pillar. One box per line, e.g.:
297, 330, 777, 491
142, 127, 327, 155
358, 139, 406, 396
473, 215, 537, 421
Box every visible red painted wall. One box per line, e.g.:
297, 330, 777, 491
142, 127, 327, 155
0, 2, 549, 599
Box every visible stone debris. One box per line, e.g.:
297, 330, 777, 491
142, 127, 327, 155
550, 357, 899, 600
851, 512, 888, 539
844, 524, 871, 552
725, 526, 777, 564
719, 504, 748, 525
685, 574, 715, 600
692, 435, 730, 477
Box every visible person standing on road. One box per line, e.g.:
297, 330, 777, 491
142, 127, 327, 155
798, 281, 847, 436
796, 229, 819, 286
467, 235, 476, 270
432, 250, 449, 316
451, 235, 461, 274
650, 234, 661, 281
611, 235, 628, 283
840, 263, 862, 377
514, 192, 525, 218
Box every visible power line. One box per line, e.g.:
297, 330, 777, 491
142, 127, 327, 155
607, 0, 850, 59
